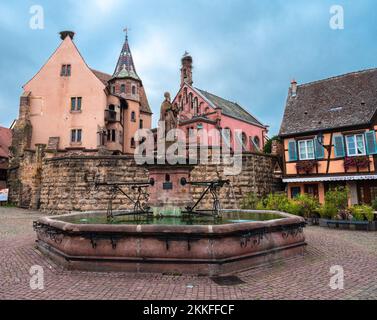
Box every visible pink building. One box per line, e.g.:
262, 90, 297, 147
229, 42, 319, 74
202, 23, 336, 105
172, 52, 268, 151
13, 31, 152, 155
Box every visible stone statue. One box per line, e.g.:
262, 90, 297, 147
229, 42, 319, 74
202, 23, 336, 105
160, 92, 179, 135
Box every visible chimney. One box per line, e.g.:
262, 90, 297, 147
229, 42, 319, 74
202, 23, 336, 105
181, 52, 193, 87
59, 31, 75, 40
291, 79, 297, 97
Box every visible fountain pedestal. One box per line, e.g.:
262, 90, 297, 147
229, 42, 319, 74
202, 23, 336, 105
147, 164, 194, 216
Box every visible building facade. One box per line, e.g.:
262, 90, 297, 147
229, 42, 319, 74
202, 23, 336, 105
172, 53, 268, 152
11, 31, 152, 156
279, 69, 377, 205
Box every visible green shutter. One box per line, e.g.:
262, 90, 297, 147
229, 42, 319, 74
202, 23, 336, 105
365, 130, 377, 155
333, 135, 345, 158
315, 137, 325, 159
288, 140, 297, 161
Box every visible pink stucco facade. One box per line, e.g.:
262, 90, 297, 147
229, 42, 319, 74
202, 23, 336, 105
19, 32, 152, 154
173, 81, 268, 152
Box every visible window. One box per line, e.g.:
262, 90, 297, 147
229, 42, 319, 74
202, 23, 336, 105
120, 84, 125, 93
298, 139, 315, 160
131, 111, 136, 122
346, 134, 366, 156
139, 119, 143, 129
61, 64, 71, 77
242, 133, 248, 150
112, 86, 115, 94
111, 129, 116, 142
132, 85, 136, 95
71, 97, 82, 111
222, 128, 232, 147
71, 129, 82, 143
130, 137, 135, 148
254, 136, 260, 149
291, 187, 301, 199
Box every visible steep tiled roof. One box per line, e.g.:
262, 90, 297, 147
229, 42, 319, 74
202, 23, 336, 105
279, 68, 377, 136
91, 69, 112, 85
112, 35, 140, 81
139, 86, 152, 114
196, 88, 265, 127
0, 126, 11, 159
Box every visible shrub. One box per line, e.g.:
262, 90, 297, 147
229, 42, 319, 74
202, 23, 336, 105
262, 193, 290, 212
350, 205, 374, 222
319, 203, 338, 220
240, 192, 259, 210
263, 136, 280, 154
294, 194, 320, 218
324, 186, 349, 212
284, 200, 303, 216
372, 198, 377, 211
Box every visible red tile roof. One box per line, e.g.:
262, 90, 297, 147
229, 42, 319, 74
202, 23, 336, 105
91, 69, 112, 86
0, 126, 11, 159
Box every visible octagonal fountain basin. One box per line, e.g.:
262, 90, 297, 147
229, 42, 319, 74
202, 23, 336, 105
34, 210, 306, 276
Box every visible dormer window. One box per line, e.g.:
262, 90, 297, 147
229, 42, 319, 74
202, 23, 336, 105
61, 64, 71, 77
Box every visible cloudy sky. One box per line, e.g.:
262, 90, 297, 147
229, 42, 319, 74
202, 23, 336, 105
0, 0, 376, 135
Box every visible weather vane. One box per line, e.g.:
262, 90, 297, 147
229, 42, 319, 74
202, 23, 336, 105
123, 27, 131, 40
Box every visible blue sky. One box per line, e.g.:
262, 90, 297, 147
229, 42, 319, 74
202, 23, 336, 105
0, 0, 377, 135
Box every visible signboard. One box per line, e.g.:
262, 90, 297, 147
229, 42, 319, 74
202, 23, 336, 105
0, 188, 9, 202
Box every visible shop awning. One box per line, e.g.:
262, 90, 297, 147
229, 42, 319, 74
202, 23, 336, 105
283, 175, 377, 183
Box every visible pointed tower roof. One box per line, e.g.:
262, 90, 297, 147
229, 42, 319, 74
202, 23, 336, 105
112, 33, 140, 81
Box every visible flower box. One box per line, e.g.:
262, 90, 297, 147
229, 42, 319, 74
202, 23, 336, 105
344, 156, 370, 171
296, 160, 318, 174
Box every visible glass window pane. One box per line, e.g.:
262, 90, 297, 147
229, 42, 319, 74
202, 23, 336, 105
67, 65, 71, 76
77, 129, 82, 142
71, 130, 76, 142
356, 135, 365, 154
77, 97, 82, 110
299, 141, 307, 160
347, 136, 356, 156
307, 140, 314, 159
71, 98, 76, 111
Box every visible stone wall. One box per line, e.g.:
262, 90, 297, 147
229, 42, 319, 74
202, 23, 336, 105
8, 152, 282, 214
39, 155, 148, 213
190, 153, 282, 210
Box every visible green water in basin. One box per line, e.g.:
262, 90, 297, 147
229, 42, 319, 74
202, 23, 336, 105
59, 211, 284, 226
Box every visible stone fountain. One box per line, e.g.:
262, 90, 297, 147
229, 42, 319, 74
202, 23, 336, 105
33, 93, 306, 275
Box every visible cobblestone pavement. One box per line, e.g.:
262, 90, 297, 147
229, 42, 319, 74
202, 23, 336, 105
0, 207, 376, 300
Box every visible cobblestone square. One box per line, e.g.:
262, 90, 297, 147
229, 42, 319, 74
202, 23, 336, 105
0, 207, 376, 300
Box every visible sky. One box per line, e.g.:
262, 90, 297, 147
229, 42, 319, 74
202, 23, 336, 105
0, 0, 377, 135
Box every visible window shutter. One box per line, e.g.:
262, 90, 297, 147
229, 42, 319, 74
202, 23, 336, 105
315, 137, 325, 159
365, 130, 377, 155
288, 140, 297, 161
333, 135, 345, 158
